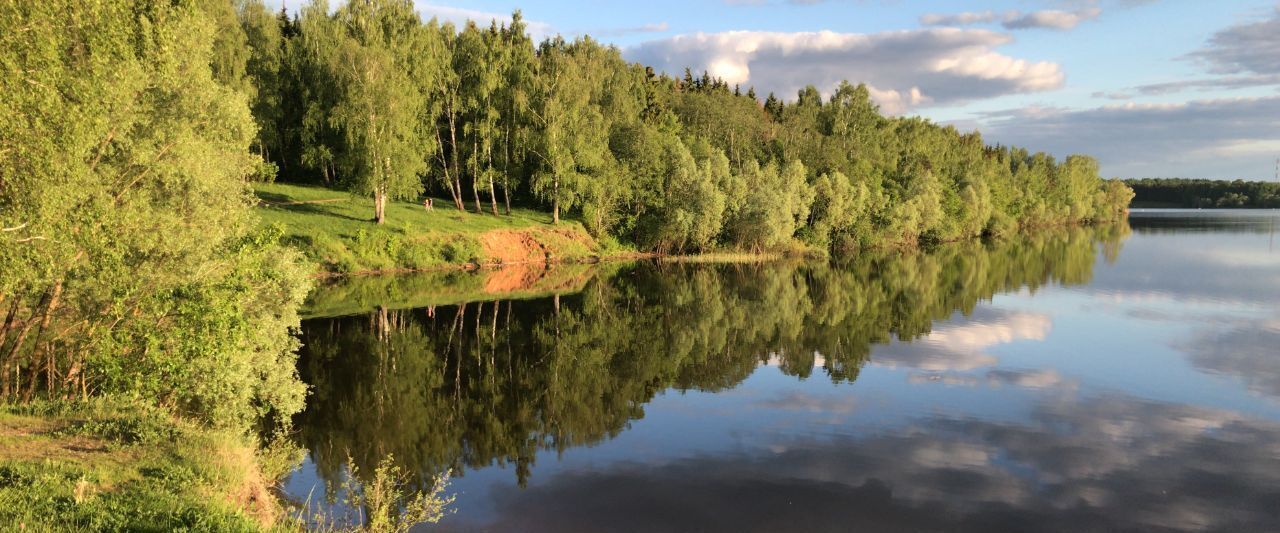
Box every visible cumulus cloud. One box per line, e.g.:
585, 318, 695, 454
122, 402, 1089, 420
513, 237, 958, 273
625, 29, 1063, 113
920, 8, 1101, 31
970, 95, 1280, 179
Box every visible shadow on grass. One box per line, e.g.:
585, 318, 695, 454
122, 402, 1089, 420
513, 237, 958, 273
267, 202, 368, 222
253, 191, 291, 204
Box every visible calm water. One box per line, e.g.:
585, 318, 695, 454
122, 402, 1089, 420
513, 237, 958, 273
283, 210, 1280, 532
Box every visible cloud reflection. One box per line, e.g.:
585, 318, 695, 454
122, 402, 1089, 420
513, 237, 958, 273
1181, 321, 1280, 399
872, 309, 1051, 372
450, 394, 1280, 532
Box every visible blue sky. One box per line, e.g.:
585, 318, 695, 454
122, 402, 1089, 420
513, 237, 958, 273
270, 0, 1280, 180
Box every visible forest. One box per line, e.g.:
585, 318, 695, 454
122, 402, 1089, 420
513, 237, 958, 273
0, 0, 1132, 529
1125, 178, 1280, 208
226, 0, 1132, 252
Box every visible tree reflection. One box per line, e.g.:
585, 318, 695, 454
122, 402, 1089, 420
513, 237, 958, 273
293, 223, 1129, 493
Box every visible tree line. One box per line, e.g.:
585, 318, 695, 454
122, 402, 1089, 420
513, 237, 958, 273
1125, 178, 1280, 208
224, 0, 1133, 252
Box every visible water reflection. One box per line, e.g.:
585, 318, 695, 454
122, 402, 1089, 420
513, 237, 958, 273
284, 214, 1280, 531
292, 225, 1120, 486
470, 393, 1280, 532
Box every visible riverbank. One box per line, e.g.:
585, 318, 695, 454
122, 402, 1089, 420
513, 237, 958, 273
255, 183, 633, 276
0, 400, 288, 530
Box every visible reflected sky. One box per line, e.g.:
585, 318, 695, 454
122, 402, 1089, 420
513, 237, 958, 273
284, 210, 1280, 532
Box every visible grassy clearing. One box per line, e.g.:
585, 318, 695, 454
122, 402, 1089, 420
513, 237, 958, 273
253, 183, 610, 275
0, 399, 289, 532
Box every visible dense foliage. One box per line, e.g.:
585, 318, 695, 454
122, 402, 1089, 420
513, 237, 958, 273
0, 0, 309, 430
229, 0, 1132, 251
1125, 178, 1280, 208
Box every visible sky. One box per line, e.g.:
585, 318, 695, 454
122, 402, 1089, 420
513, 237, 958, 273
268, 0, 1280, 180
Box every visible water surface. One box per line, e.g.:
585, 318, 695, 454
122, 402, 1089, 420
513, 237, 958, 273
284, 210, 1280, 532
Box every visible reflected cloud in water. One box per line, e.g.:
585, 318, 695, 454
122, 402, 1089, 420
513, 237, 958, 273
1181, 321, 1280, 400
908, 368, 1077, 391
871, 308, 1051, 372
448, 394, 1280, 532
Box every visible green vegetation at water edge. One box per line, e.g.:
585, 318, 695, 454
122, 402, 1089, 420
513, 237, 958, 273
256, 182, 608, 274
1124, 178, 1280, 208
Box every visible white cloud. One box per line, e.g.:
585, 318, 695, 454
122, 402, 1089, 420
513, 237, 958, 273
920, 11, 1008, 27
625, 29, 1063, 113
920, 8, 1102, 31
1003, 8, 1101, 30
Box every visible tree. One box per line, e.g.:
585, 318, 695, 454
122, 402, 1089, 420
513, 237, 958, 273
295, 0, 345, 186
423, 20, 466, 210
496, 11, 536, 215
645, 141, 727, 252
328, 0, 428, 224
531, 38, 609, 224
456, 22, 501, 214
239, 0, 287, 166
0, 0, 307, 428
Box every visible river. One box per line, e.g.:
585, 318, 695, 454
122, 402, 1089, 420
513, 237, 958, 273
281, 209, 1280, 532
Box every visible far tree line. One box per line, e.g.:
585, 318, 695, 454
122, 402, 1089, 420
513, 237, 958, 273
217, 0, 1132, 252
1125, 178, 1280, 209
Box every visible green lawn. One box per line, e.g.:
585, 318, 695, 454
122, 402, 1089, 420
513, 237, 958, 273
253, 183, 609, 274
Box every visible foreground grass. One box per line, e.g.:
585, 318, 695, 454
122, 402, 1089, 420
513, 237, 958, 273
254, 183, 611, 275
0, 399, 453, 532
0, 400, 290, 531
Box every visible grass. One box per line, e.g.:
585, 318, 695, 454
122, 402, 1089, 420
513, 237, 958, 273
253, 183, 609, 275
0, 399, 289, 532
0, 399, 454, 532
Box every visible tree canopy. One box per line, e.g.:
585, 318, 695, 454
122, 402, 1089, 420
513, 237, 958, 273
0, 0, 309, 430
230, 0, 1131, 248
